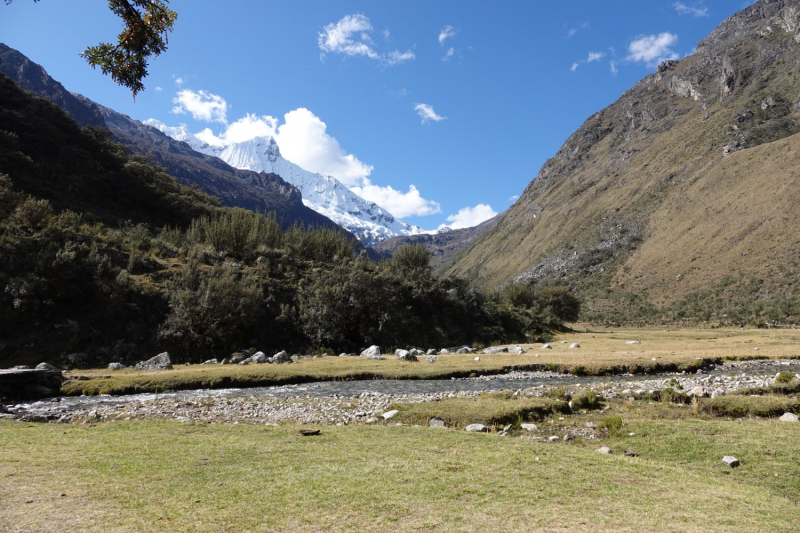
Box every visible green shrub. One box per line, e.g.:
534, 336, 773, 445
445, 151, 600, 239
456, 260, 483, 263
599, 415, 624, 437
503, 283, 536, 309
390, 243, 431, 274
535, 287, 581, 323
572, 390, 603, 410
776, 372, 796, 384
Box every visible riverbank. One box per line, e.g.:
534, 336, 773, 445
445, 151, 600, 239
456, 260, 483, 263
57, 326, 800, 396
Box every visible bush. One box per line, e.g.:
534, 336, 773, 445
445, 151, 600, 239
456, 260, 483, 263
572, 390, 603, 410
503, 283, 536, 309
390, 243, 430, 274
12, 197, 53, 230
776, 372, 796, 384
535, 287, 581, 323
599, 415, 624, 437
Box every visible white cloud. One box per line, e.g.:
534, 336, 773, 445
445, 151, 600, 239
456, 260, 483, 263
442, 47, 455, 61
171, 89, 228, 124
587, 51, 605, 63
174, 76, 184, 86
383, 28, 390, 40
570, 62, 580, 72
386, 50, 416, 66
439, 25, 456, 45
673, 2, 709, 17
508, 195, 519, 202
178, 105, 372, 186
610, 60, 619, 75
318, 14, 379, 60
439, 204, 498, 230
414, 103, 446, 124
567, 22, 590, 39
277, 108, 373, 186
155, 86, 163, 92
626, 32, 679, 67
318, 14, 414, 67
351, 182, 441, 218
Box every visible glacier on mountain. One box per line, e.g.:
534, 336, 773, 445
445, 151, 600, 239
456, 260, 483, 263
144, 119, 426, 245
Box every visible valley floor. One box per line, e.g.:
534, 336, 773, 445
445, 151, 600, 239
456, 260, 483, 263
1, 327, 798, 532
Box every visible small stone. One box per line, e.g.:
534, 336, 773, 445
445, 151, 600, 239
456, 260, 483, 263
35, 363, 58, 371
425, 355, 438, 363
779, 412, 798, 422
626, 340, 641, 345
585, 422, 596, 429
370, 355, 386, 360
563, 434, 575, 441
429, 417, 446, 428
686, 386, 705, 397
520, 423, 538, 431
365, 417, 379, 424
548, 436, 560, 443
569, 343, 580, 349
541, 344, 552, 350
474, 356, 481, 361
465, 424, 489, 433
596, 447, 612, 454
382, 410, 399, 420
623, 450, 639, 457
108, 363, 125, 370
722, 456, 740, 468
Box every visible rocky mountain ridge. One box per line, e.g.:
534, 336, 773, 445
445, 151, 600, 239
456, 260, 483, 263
445, 0, 800, 322
0, 44, 345, 234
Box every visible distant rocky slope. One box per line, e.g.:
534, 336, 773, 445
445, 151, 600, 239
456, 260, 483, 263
0, 44, 345, 233
371, 215, 500, 271
446, 0, 800, 320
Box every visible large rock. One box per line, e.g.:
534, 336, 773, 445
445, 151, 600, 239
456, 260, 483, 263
779, 412, 799, 422
396, 350, 418, 362
361, 346, 381, 358
35, 363, 59, 371
251, 352, 268, 364
456, 346, 476, 354
508, 346, 525, 354
425, 355, 438, 363
482, 346, 509, 355
271, 351, 290, 364
134, 352, 173, 371
0, 369, 63, 399
228, 352, 248, 364
108, 363, 125, 370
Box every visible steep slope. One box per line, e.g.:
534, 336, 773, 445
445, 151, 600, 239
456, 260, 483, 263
145, 122, 425, 245
371, 214, 501, 271
0, 73, 217, 227
0, 43, 105, 128
446, 0, 800, 319
0, 44, 345, 233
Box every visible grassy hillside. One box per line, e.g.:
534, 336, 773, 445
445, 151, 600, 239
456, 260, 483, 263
444, 0, 800, 325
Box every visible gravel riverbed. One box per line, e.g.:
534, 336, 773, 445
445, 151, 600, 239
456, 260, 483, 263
3, 360, 798, 426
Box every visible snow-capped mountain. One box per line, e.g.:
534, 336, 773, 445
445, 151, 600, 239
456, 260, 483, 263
145, 120, 425, 245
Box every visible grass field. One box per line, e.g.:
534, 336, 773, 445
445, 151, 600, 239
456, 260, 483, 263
1, 398, 798, 532
61, 326, 800, 396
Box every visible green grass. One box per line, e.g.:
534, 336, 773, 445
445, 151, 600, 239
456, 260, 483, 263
1, 412, 798, 532
389, 394, 572, 429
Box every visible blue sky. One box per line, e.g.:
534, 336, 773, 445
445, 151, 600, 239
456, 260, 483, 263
2, 1, 756, 230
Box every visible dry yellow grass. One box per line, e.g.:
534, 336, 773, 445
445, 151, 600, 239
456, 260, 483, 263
61, 327, 800, 396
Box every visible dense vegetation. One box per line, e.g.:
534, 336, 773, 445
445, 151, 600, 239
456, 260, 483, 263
0, 74, 577, 366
